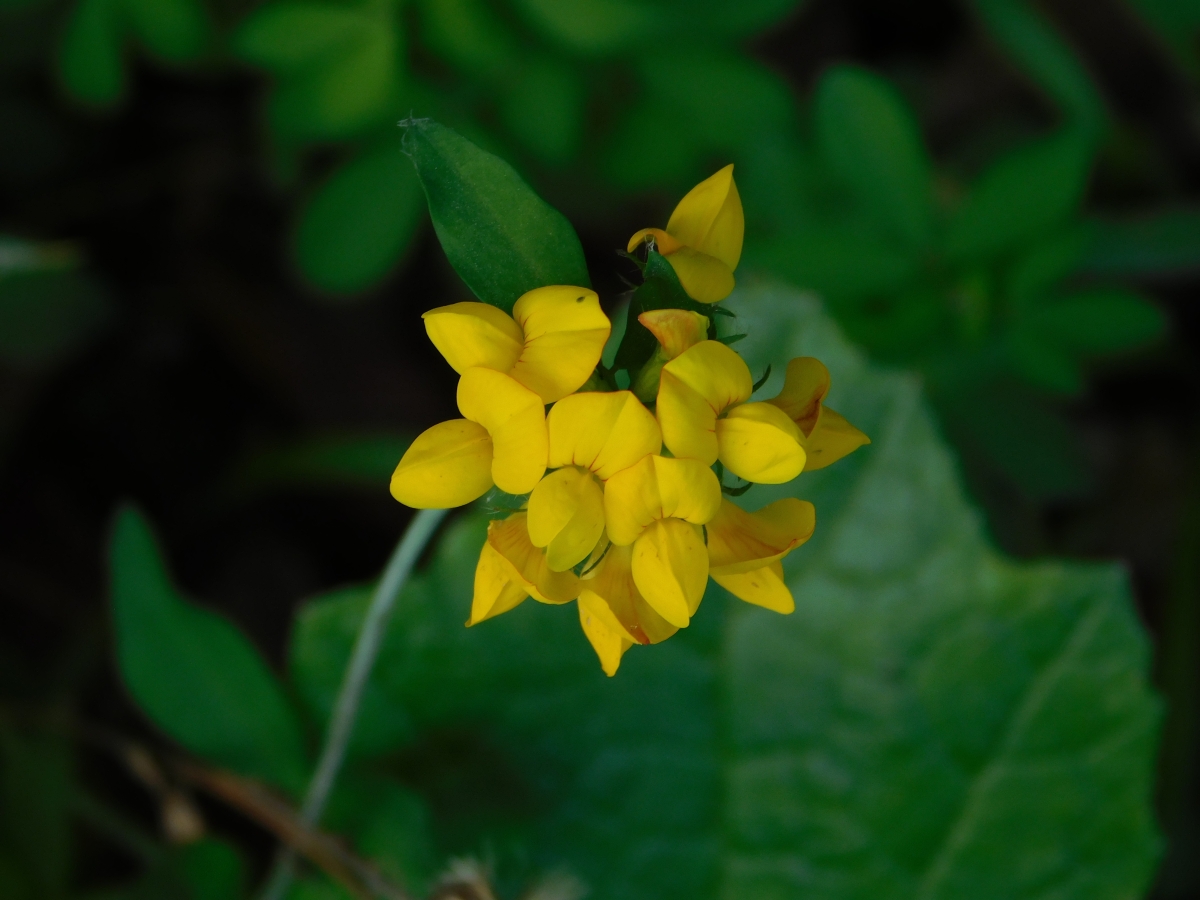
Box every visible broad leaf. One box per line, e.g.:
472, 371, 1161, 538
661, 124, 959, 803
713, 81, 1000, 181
401, 118, 590, 312
109, 506, 309, 792
295, 143, 425, 294
1024, 288, 1166, 355
815, 65, 933, 249
292, 283, 1160, 899
944, 128, 1093, 263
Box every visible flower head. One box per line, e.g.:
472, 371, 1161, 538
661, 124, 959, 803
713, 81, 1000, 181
766, 357, 871, 470
628, 166, 744, 304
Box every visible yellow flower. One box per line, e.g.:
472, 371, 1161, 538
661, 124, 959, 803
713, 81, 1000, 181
629, 308, 710, 402
627, 165, 743, 304
656, 340, 806, 485
526, 391, 661, 572
423, 285, 610, 404
766, 358, 871, 470
468, 512, 580, 626
603, 455, 722, 628
706, 498, 816, 614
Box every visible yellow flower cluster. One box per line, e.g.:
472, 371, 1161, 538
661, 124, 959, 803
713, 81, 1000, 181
390, 168, 868, 675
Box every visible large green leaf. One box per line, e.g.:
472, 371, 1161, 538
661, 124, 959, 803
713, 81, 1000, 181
815, 65, 933, 249
401, 118, 590, 312
109, 506, 310, 792
291, 283, 1160, 899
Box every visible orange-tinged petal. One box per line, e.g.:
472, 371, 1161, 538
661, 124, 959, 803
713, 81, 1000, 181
639, 309, 710, 360
804, 406, 871, 471
390, 419, 493, 509
467, 541, 528, 625
712, 561, 793, 614
665, 164, 743, 271
657, 341, 753, 464
580, 543, 677, 645
626, 227, 683, 255
526, 466, 606, 572
631, 518, 708, 628
577, 593, 635, 676
767, 357, 830, 435
423, 302, 523, 375
510, 285, 610, 403
603, 455, 722, 546
662, 246, 735, 304
716, 402, 806, 484
487, 512, 580, 604
547, 391, 661, 480
707, 498, 816, 575
457, 367, 547, 495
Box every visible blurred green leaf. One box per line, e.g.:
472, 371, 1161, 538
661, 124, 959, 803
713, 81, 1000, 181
176, 838, 246, 900
122, 0, 211, 62
1006, 325, 1085, 393
815, 65, 933, 249
58, 0, 125, 106
1005, 226, 1090, 308
1024, 288, 1167, 355
499, 57, 585, 164
234, 2, 371, 72
325, 773, 434, 889
1080, 208, 1200, 277
944, 128, 1093, 263
969, 0, 1107, 135
295, 144, 425, 295
401, 118, 590, 311
602, 96, 703, 191
109, 506, 310, 792
229, 433, 411, 496
512, 0, 658, 55
291, 585, 415, 759
295, 283, 1160, 900
753, 225, 919, 301
0, 728, 72, 898
417, 0, 519, 78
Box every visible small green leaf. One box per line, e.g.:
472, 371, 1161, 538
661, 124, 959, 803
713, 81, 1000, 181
1080, 208, 1200, 277
613, 249, 710, 372
401, 118, 590, 311
1028, 288, 1167, 355
416, 0, 519, 78
109, 507, 309, 792
1006, 325, 1085, 394
58, 0, 126, 107
123, 0, 211, 62
815, 65, 934, 248
233, 1, 371, 72
499, 57, 584, 165
753, 224, 919, 301
602, 97, 704, 191
295, 144, 425, 295
1005, 225, 1090, 308
512, 0, 658, 55
945, 128, 1093, 263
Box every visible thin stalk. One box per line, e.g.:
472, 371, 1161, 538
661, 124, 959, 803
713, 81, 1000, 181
259, 508, 447, 900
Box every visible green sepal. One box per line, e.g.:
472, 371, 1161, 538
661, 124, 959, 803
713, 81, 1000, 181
613, 249, 718, 373
478, 486, 529, 520
400, 117, 590, 313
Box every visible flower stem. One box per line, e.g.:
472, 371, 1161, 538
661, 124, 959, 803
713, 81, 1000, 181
259, 507, 448, 900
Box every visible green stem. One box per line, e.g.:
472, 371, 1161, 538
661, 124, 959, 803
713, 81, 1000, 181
259, 508, 447, 900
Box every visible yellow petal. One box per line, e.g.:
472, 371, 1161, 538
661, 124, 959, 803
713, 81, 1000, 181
638, 309, 710, 360
487, 512, 580, 603
716, 402, 806, 484
767, 357, 830, 435
547, 391, 662, 480
389, 419, 493, 509
510, 285, 611, 403
423, 302, 524, 375
468, 541, 528, 625
712, 561, 794, 614
707, 498, 816, 575
580, 543, 677, 645
630, 518, 708, 628
665, 164, 743, 270
626, 227, 683, 255
657, 341, 753, 464
804, 406, 871, 471
577, 593, 635, 676
603, 455, 722, 546
457, 367, 547, 495
662, 246, 735, 304
526, 466, 606, 572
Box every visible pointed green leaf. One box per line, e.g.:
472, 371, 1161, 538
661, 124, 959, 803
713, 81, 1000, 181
233, 1, 372, 72
123, 0, 211, 62
109, 506, 309, 792
58, 0, 126, 107
401, 118, 590, 311
816, 65, 934, 249
295, 144, 425, 295
1025, 288, 1167, 355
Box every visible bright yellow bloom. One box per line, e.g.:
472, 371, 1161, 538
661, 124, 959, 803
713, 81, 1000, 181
706, 498, 816, 614
627, 166, 743, 304
656, 340, 805, 484
391, 366, 548, 508
603, 455, 721, 628
423, 285, 610, 404
767, 358, 871, 470
629, 308, 710, 402
527, 391, 661, 572
468, 512, 580, 625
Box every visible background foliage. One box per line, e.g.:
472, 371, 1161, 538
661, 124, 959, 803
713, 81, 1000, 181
2, 0, 1199, 897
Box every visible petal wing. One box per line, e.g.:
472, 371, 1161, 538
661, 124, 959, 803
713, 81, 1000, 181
547, 391, 661, 480
423, 302, 523, 375
389, 419, 493, 509
631, 518, 708, 628
712, 561, 794, 614
457, 368, 548, 495
510, 285, 610, 403
716, 402, 806, 484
